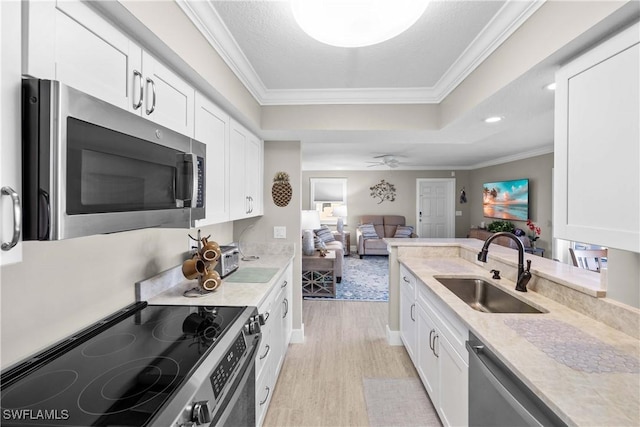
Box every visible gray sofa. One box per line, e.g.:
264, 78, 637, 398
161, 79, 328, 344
356, 215, 416, 258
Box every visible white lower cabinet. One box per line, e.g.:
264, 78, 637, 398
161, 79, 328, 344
400, 265, 469, 427
399, 265, 417, 363
416, 304, 438, 398
255, 263, 292, 426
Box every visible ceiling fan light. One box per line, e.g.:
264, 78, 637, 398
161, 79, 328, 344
291, 0, 430, 48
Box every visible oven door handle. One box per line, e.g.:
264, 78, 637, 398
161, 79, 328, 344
175, 153, 198, 208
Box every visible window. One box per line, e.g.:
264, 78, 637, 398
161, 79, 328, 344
309, 178, 347, 225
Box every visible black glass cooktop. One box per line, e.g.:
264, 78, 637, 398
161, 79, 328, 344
0, 303, 244, 426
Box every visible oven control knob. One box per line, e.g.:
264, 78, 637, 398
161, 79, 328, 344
191, 400, 211, 425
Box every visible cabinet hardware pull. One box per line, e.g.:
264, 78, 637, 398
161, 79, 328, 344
1, 187, 21, 251
132, 70, 143, 110
403, 276, 410, 283
281, 280, 288, 289
410, 303, 415, 321
282, 298, 288, 318
259, 344, 270, 360
145, 77, 156, 115
259, 386, 270, 405
434, 333, 439, 358
429, 329, 434, 351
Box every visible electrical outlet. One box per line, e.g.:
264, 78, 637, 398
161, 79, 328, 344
274, 226, 286, 239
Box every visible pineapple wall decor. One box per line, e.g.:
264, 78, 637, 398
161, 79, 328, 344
272, 171, 292, 207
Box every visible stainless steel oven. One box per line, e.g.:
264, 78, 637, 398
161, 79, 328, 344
22, 79, 206, 241
0, 303, 262, 427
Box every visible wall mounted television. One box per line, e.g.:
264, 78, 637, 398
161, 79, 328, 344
482, 178, 529, 221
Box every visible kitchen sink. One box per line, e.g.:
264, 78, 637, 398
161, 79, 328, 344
434, 277, 546, 314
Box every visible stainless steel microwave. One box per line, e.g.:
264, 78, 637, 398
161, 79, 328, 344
22, 79, 205, 240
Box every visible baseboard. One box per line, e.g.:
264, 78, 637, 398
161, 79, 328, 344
386, 325, 403, 346
290, 323, 305, 344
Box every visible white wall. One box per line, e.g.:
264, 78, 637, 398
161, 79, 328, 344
469, 153, 554, 255
234, 141, 303, 335
302, 169, 472, 240
0, 222, 232, 369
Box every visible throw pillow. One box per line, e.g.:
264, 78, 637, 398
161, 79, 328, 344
314, 235, 327, 250
358, 223, 379, 239
314, 225, 335, 243
394, 225, 414, 238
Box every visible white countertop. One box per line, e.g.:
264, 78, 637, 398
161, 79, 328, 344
140, 254, 293, 309
392, 240, 640, 426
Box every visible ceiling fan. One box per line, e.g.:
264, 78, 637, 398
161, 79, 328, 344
366, 155, 405, 168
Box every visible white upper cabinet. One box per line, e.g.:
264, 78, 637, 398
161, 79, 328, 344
23, 0, 194, 137
554, 22, 639, 252
229, 119, 263, 220
194, 93, 230, 226
1, 0, 23, 265
140, 51, 195, 137
23, 1, 140, 113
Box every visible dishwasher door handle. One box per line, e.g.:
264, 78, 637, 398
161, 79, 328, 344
466, 341, 544, 427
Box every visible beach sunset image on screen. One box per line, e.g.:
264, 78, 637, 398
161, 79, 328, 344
482, 179, 529, 220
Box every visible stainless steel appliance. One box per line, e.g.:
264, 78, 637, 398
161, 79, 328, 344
214, 246, 240, 278
22, 79, 206, 241
0, 302, 262, 426
466, 332, 566, 427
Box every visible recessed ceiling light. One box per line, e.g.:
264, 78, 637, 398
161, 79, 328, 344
484, 116, 503, 124
545, 82, 556, 91
291, 0, 430, 48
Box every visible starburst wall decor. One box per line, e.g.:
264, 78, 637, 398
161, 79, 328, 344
370, 180, 396, 204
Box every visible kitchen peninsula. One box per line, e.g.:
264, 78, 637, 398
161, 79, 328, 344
386, 238, 639, 426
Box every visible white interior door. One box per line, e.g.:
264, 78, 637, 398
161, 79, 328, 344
417, 179, 455, 238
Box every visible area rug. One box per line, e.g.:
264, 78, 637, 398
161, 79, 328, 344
363, 378, 442, 427
337, 255, 389, 301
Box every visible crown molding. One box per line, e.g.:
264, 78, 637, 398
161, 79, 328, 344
178, 0, 546, 106
175, 0, 267, 102
433, 0, 546, 101
467, 145, 554, 170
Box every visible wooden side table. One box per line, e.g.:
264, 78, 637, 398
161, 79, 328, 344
302, 250, 336, 297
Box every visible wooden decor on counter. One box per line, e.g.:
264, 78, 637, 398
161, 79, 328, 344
183, 231, 222, 294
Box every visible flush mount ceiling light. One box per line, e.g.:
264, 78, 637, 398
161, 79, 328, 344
291, 0, 430, 48
484, 116, 503, 123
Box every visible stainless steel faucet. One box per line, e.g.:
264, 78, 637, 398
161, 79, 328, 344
477, 231, 532, 292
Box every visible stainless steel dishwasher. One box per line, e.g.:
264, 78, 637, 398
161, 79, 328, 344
466, 332, 567, 427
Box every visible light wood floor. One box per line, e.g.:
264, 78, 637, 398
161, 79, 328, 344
263, 300, 419, 427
